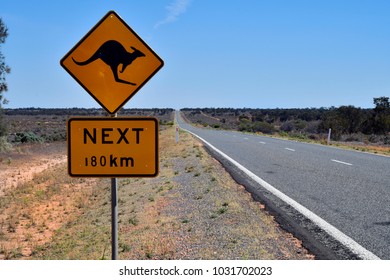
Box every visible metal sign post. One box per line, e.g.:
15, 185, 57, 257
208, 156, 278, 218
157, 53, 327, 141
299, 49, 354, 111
110, 113, 118, 260
111, 177, 118, 260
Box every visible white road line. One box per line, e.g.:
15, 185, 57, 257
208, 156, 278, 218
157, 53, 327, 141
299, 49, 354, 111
244, 137, 249, 140
180, 126, 380, 260
259, 141, 266, 144
331, 159, 353, 166
285, 148, 296, 152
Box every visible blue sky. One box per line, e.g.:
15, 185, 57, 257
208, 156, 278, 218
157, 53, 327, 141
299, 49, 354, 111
2, 0, 390, 109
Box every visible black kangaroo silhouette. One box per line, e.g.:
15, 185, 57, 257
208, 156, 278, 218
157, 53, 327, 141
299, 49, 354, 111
72, 40, 145, 85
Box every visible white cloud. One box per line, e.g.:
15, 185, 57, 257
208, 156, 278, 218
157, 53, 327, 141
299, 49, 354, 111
154, 0, 192, 28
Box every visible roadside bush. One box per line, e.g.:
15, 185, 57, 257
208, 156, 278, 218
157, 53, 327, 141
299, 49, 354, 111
238, 119, 252, 132
368, 134, 380, 144
252, 121, 275, 134
14, 132, 44, 143
0, 136, 12, 152
290, 133, 308, 140
342, 134, 363, 142
280, 121, 295, 132
304, 121, 320, 134
278, 131, 289, 137
368, 134, 390, 145
239, 120, 275, 134
42, 132, 66, 142
294, 120, 307, 131
331, 132, 342, 141
159, 120, 173, 126
0, 114, 7, 137
308, 134, 320, 141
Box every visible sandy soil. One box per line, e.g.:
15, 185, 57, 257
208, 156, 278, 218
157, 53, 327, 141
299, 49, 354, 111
0, 142, 100, 259
0, 132, 314, 260
0, 142, 67, 196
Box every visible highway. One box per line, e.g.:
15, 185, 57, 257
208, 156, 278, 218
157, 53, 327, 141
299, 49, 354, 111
176, 111, 390, 259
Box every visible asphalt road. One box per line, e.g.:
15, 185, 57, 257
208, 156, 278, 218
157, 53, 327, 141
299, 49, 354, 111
176, 111, 390, 259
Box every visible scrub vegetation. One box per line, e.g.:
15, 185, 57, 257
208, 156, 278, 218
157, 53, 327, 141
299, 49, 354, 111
0, 110, 312, 260
182, 97, 390, 155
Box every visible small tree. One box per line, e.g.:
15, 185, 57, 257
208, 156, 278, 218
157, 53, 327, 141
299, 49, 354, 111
0, 18, 10, 136
372, 96, 390, 134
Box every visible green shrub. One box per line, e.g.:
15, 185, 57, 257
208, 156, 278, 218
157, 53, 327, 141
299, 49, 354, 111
0, 136, 12, 152
239, 120, 276, 134
42, 132, 66, 142
14, 132, 44, 143
252, 121, 275, 134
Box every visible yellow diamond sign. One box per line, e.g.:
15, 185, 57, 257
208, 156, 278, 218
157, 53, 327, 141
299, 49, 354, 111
61, 11, 164, 114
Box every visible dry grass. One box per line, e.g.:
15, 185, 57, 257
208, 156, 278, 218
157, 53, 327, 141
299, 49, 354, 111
0, 163, 98, 259
330, 142, 390, 156
256, 132, 390, 156
0, 126, 314, 260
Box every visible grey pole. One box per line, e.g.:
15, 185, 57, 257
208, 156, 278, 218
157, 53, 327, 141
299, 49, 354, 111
111, 177, 118, 260
110, 113, 118, 260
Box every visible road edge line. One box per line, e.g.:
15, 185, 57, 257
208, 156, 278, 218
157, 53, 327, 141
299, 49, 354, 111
181, 127, 380, 260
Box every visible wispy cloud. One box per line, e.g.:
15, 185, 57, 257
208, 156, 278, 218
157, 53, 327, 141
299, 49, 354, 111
154, 0, 192, 28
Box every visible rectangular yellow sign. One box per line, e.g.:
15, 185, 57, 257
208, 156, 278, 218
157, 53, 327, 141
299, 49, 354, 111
67, 117, 158, 177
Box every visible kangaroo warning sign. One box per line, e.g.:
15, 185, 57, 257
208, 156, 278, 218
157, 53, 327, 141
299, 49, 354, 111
67, 117, 158, 177
61, 11, 164, 114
